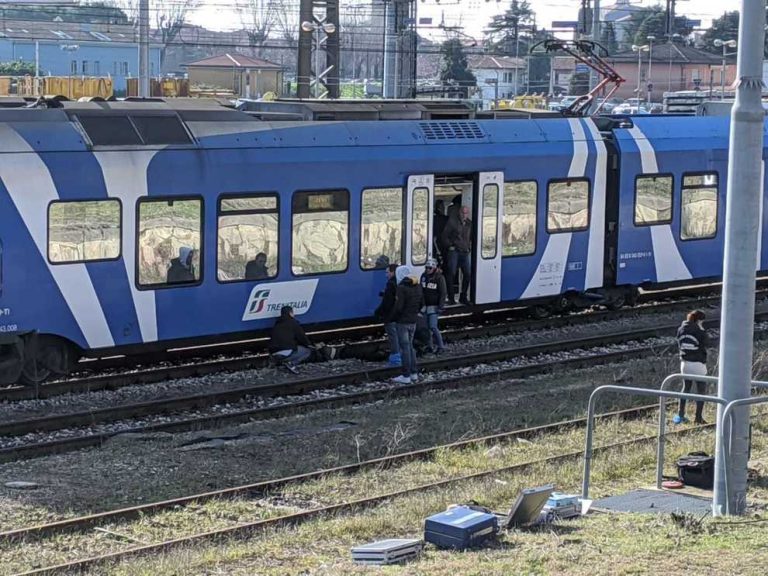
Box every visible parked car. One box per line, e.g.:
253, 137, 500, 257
548, 95, 581, 111
612, 103, 650, 115
595, 97, 622, 113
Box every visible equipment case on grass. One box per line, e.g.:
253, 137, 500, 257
424, 506, 498, 550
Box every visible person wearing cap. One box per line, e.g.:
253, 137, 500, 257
420, 258, 447, 355
387, 265, 424, 384
674, 310, 710, 424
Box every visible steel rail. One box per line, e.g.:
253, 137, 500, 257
14, 423, 713, 576
5, 289, 747, 403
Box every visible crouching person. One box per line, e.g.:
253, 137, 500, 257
387, 266, 424, 384
269, 306, 312, 374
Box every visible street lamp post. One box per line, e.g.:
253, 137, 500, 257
646, 35, 655, 104
632, 44, 650, 102
714, 39, 737, 100
301, 20, 337, 98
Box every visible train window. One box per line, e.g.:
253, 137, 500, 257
546, 179, 590, 233
681, 173, 718, 240
131, 115, 193, 146
78, 115, 142, 146
481, 183, 499, 259
137, 198, 202, 287
217, 194, 279, 282
411, 187, 429, 266
634, 175, 673, 226
360, 187, 403, 270
48, 200, 121, 263
292, 190, 349, 275
502, 181, 537, 256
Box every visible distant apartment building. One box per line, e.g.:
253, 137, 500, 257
470, 55, 527, 108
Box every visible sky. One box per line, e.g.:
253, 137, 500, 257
190, 0, 744, 39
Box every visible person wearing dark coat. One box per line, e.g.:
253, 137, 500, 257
167, 247, 197, 284
675, 310, 710, 424
374, 264, 401, 366
420, 258, 447, 354
387, 265, 424, 384
245, 252, 270, 280
433, 200, 448, 265
269, 306, 312, 372
441, 205, 472, 305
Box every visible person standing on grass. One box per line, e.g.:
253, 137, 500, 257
420, 258, 447, 355
374, 263, 401, 366
674, 310, 710, 425
387, 265, 424, 384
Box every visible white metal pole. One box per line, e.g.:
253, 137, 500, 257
34, 40, 39, 78
721, 45, 727, 99
636, 50, 642, 98
713, 0, 767, 517
138, 0, 149, 98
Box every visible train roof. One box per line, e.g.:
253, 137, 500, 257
0, 97, 756, 153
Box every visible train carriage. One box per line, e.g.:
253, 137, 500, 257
0, 98, 765, 386
610, 116, 768, 288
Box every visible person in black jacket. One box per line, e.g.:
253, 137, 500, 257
675, 310, 710, 424
420, 258, 447, 354
245, 252, 270, 280
167, 247, 197, 284
269, 306, 312, 372
387, 265, 424, 384
441, 205, 472, 305
374, 264, 401, 366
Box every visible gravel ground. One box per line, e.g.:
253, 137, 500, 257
0, 337, 748, 530
0, 304, 726, 424
0, 335, 674, 449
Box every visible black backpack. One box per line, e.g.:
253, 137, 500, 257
676, 451, 715, 489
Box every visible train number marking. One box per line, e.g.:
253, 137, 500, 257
0, 324, 17, 333
0, 308, 10, 317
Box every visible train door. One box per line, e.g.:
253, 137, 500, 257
474, 172, 504, 304
405, 175, 434, 276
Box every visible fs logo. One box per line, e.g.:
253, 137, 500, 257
242, 279, 319, 322
247, 289, 271, 315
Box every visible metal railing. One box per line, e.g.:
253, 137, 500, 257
582, 373, 768, 514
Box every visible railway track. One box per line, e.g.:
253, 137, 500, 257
3, 310, 768, 463
0, 324, 689, 462
6, 290, 747, 403
5, 405, 719, 576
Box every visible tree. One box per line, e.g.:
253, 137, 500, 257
700, 11, 739, 53
238, 0, 277, 50
485, 0, 535, 56
600, 22, 618, 55
439, 39, 476, 88
120, 1, 201, 65
0, 61, 37, 76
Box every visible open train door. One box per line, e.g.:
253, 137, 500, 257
474, 171, 504, 304
405, 174, 434, 277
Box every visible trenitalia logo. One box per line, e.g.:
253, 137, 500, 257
248, 289, 271, 315
242, 279, 319, 321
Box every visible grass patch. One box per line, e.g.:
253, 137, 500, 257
4, 414, 767, 574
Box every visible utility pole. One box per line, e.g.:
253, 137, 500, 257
138, 0, 149, 98
590, 0, 600, 90
713, 0, 767, 517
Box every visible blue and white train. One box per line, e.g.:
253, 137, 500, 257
0, 99, 763, 384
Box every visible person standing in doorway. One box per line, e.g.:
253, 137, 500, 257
674, 310, 710, 424
441, 205, 472, 305
420, 258, 447, 355
387, 265, 424, 384
374, 263, 401, 366
432, 200, 448, 266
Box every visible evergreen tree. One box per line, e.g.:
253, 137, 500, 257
485, 0, 535, 56
439, 39, 476, 88
700, 11, 740, 53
